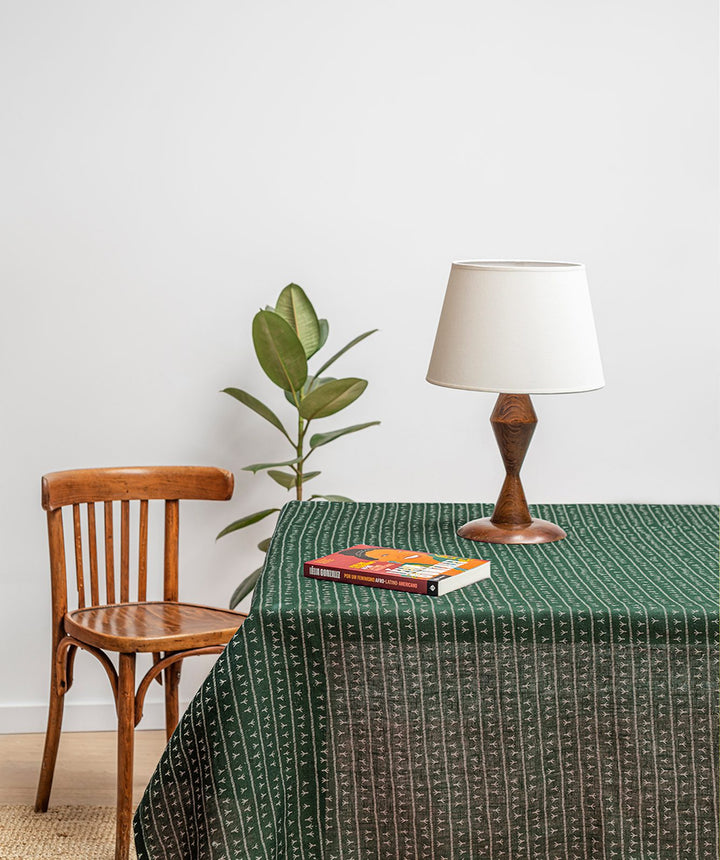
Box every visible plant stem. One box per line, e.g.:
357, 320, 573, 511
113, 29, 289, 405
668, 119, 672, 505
296, 411, 304, 500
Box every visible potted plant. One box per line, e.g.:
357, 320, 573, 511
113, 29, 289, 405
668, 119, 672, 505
219, 283, 379, 607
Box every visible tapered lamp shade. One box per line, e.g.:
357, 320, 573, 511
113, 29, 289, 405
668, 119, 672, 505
427, 261, 604, 394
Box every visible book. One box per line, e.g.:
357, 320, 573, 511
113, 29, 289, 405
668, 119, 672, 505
303, 544, 491, 596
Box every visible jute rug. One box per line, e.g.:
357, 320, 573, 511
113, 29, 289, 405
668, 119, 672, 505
0, 806, 136, 860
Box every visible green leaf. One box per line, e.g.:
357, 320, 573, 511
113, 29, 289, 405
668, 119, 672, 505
269, 469, 321, 489
252, 310, 308, 393
222, 388, 292, 442
310, 494, 354, 502
229, 566, 264, 608
314, 329, 378, 378
284, 374, 335, 406
275, 283, 321, 359
216, 508, 280, 539
257, 537, 272, 553
267, 470, 297, 490
299, 378, 368, 420
309, 421, 380, 449
317, 319, 329, 350
242, 456, 301, 474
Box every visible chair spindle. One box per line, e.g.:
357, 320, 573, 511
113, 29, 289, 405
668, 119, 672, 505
104, 501, 115, 603
72, 504, 85, 609
120, 500, 130, 602
87, 502, 100, 606
164, 500, 179, 602
138, 500, 148, 602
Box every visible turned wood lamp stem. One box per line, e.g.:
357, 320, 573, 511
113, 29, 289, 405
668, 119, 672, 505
489, 393, 535, 527
458, 393, 567, 544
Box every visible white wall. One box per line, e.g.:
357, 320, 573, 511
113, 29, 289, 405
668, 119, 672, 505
1, 0, 717, 734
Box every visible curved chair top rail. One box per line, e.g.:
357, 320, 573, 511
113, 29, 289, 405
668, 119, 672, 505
42, 466, 234, 511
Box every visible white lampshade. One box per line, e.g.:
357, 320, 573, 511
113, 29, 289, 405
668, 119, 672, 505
427, 261, 604, 394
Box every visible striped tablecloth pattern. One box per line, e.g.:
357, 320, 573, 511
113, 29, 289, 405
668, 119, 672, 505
134, 502, 719, 860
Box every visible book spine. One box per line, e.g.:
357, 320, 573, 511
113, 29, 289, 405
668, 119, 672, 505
304, 563, 432, 595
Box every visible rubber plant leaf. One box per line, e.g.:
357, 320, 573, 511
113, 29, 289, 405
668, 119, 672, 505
314, 329, 377, 378
274, 283, 322, 359
284, 374, 335, 406
222, 387, 292, 442
229, 566, 264, 609
309, 421, 380, 449
252, 309, 308, 393
317, 318, 329, 350
268, 469, 321, 489
257, 537, 272, 553
299, 378, 368, 420
267, 470, 297, 489
243, 456, 302, 474
216, 508, 280, 539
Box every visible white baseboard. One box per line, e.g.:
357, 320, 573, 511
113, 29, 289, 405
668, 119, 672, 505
0, 700, 190, 735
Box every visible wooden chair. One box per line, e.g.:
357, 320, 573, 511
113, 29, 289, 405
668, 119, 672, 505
35, 466, 247, 860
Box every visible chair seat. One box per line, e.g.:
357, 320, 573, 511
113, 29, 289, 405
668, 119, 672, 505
64, 601, 245, 653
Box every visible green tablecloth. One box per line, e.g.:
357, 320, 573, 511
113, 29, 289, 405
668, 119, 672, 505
134, 502, 719, 859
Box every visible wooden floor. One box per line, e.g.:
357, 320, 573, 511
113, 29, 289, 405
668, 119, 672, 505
0, 730, 167, 806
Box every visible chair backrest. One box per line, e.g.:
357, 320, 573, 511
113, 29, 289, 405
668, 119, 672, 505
42, 467, 234, 630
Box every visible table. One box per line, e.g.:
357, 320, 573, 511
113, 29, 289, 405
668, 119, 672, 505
134, 502, 719, 860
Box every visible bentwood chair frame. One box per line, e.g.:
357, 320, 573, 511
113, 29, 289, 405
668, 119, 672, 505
35, 466, 247, 860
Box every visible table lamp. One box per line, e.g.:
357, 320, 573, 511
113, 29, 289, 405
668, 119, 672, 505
427, 261, 604, 544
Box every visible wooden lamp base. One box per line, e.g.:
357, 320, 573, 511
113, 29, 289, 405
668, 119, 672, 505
458, 393, 566, 545
458, 516, 566, 544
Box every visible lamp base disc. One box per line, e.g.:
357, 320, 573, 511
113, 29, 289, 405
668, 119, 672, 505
457, 517, 567, 545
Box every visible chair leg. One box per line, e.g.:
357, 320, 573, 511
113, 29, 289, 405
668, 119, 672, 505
34, 658, 65, 812
163, 659, 180, 741
115, 652, 136, 860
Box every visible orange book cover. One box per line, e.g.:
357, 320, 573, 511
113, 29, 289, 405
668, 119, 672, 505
304, 544, 490, 596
